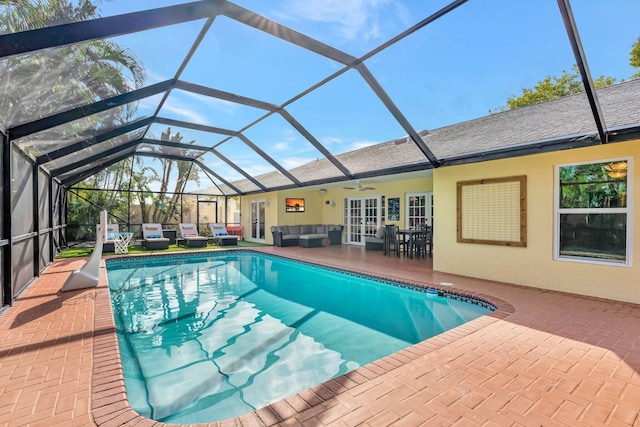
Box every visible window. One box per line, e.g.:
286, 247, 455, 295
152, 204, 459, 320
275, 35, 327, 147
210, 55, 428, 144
555, 158, 632, 265
405, 192, 433, 229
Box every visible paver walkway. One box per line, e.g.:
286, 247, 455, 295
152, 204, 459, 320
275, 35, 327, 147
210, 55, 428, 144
0, 245, 639, 426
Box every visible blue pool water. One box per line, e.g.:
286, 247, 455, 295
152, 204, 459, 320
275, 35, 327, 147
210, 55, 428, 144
106, 252, 492, 423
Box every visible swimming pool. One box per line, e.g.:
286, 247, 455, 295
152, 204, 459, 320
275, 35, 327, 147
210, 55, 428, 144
106, 251, 493, 423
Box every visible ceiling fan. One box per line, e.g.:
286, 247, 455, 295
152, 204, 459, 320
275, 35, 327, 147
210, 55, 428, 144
343, 180, 375, 191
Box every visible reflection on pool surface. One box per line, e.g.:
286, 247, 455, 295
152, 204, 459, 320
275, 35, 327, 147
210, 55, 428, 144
106, 252, 492, 423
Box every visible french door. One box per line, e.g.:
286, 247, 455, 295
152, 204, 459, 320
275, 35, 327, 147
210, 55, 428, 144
344, 196, 384, 245
405, 192, 433, 228
249, 200, 266, 242
197, 200, 218, 229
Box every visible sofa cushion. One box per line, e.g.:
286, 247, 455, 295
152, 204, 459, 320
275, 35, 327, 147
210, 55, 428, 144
303, 233, 326, 239
315, 225, 326, 234
375, 226, 386, 239
288, 225, 300, 235
365, 236, 384, 243
278, 225, 289, 234
301, 224, 313, 234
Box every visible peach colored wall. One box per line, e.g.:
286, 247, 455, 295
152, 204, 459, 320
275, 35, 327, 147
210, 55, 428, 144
433, 140, 638, 304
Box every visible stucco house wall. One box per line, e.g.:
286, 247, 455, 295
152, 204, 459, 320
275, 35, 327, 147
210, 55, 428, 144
433, 139, 638, 304
242, 176, 433, 245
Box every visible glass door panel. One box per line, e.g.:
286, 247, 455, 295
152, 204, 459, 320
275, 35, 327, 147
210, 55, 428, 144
250, 200, 266, 242
345, 196, 383, 245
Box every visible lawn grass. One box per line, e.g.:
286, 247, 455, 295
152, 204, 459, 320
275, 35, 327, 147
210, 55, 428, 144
56, 240, 269, 259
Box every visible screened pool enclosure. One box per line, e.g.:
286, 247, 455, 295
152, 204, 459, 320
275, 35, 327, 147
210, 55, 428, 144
2, 0, 640, 307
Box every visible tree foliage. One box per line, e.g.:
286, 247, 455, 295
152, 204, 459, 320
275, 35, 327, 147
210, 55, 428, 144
559, 162, 627, 209
3, 1, 208, 242
630, 36, 640, 79
0, 0, 146, 127
85, 127, 203, 226
139, 127, 202, 224
493, 65, 617, 112
494, 35, 640, 112
2, 0, 147, 238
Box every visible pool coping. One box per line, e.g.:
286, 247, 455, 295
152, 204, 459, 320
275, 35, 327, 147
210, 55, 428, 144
91, 249, 516, 426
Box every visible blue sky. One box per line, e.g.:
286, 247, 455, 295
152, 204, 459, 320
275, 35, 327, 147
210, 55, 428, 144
94, 0, 640, 191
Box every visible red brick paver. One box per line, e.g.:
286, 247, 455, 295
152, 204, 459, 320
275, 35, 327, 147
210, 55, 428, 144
1, 246, 639, 426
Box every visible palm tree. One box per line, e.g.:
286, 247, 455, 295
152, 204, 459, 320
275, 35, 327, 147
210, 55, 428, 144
0, 0, 146, 127
2, 0, 148, 238
151, 127, 201, 224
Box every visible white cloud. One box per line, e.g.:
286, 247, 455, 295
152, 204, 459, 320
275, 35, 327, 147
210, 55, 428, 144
180, 90, 239, 116
273, 141, 291, 151
320, 135, 344, 147
277, 0, 408, 43
319, 135, 377, 152
157, 90, 241, 125
348, 139, 378, 151
160, 100, 210, 125
145, 69, 170, 85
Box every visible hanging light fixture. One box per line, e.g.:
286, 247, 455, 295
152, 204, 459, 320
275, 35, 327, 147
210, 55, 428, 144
604, 161, 627, 179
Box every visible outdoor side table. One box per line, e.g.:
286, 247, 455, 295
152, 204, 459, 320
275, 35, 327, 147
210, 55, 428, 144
162, 229, 177, 244
113, 232, 134, 254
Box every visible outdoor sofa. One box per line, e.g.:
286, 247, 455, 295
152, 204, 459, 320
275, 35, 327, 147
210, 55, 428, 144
270, 224, 343, 248
364, 226, 386, 251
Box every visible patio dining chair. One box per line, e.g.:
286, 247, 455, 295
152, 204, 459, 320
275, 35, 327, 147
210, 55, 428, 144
412, 224, 432, 258
385, 225, 402, 257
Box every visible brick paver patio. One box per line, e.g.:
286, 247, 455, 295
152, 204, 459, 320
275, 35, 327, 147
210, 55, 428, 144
0, 245, 638, 426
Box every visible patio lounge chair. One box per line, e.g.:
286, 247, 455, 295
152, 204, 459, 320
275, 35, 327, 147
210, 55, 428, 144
209, 223, 239, 246
178, 223, 209, 248
141, 223, 170, 250
96, 223, 119, 252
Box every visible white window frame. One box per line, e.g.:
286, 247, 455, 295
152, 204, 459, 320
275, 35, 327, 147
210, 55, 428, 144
343, 195, 384, 245
404, 192, 433, 229
553, 157, 633, 266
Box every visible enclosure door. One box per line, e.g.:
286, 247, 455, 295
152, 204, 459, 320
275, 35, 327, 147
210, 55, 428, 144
198, 200, 218, 230
250, 200, 266, 242
344, 196, 382, 245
